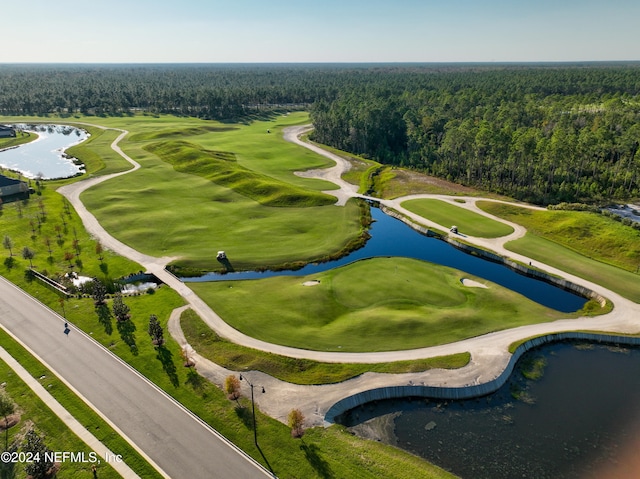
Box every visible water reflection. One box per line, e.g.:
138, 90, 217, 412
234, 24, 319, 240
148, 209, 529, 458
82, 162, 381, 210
0, 124, 88, 179
340, 342, 640, 479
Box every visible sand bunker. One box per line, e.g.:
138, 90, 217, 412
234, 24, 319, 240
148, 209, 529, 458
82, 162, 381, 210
461, 278, 488, 288
302, 280, 321, 286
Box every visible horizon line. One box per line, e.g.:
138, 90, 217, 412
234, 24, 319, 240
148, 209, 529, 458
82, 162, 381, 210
1, 60, 640, 66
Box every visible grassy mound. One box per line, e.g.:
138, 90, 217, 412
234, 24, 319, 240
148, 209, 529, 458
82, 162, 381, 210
190, 257, 577, 352
128, 125, 238, 142
478, 202, 640, 271
145, 140, 335, 207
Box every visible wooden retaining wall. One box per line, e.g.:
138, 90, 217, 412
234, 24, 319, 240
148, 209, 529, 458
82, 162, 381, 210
29, 269, 70, 297
324, 332, 640, 424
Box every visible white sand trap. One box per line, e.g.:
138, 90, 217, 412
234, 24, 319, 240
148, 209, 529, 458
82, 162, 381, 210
302, 280, 321, 286
461, 278, 488, 288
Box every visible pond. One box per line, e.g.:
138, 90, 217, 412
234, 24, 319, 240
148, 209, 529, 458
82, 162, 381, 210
339, 341, 640, 479
184, 206, 587, 313
0, 124, 88, 179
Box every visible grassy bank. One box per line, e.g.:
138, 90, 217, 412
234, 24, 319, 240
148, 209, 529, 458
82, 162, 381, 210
0, 130, 36, 150
478, 202, 640, 302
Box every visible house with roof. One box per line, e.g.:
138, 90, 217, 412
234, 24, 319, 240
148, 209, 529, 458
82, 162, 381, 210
0, 126, 16, 138
0, 174, 30, 202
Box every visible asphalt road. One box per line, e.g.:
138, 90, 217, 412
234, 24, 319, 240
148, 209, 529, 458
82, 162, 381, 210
0, 275, 272, 479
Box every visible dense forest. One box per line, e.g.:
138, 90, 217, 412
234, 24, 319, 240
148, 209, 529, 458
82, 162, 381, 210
1, 63, 640, 204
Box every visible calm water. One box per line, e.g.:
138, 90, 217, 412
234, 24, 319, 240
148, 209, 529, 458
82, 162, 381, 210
340, 342, 640, 479
186, 207, 586, 313
0, 124, 88, 179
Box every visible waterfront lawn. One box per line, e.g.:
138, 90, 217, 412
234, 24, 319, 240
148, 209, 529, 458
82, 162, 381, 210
64, 125, 132, 176
0, 181, 142, 292
402, 198, 514, 238
189, 257, 574, 352
478, 202, 640, 302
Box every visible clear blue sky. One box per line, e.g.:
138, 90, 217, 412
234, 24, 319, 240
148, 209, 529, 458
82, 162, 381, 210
2, 0, 639, 63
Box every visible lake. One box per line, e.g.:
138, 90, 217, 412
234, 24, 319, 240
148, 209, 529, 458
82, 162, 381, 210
185, 206, 587, 313
0, 124, 88, 179
340, 341, 640, 479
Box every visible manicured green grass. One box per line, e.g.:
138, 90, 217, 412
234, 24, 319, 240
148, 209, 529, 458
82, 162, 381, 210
478, 202, 640, 302
189, 257, 579, 352
0, 329, 160, 479
402, 199, 514, 238
65, 125, 132, 177
0, 113, 458, 478
478, 201, 640, 271
75, 114, 365, 272
181, 308, 470, 384
144, 139, 335, 207
506, 233, 640, 303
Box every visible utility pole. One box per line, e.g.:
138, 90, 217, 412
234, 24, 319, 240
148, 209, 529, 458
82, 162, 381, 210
239, 374, 265, 446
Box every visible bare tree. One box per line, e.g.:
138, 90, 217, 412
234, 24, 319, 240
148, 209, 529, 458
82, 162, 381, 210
0, 389, 16, 449
95, 241, 104, 262
2, 235, 13, 257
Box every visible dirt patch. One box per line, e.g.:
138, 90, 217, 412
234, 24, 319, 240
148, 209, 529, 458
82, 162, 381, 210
0, 413, 21, 430
385, 169, 480, 197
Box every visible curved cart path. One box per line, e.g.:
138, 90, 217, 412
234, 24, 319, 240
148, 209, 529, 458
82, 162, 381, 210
57, 123, 640, 426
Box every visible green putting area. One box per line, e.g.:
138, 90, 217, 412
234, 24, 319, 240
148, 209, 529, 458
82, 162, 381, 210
190, 257, 579, 352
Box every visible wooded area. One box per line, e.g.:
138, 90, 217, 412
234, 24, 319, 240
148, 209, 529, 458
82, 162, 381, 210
1, 63, 639, 204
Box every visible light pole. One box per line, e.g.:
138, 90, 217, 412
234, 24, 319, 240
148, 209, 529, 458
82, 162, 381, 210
239, 374, 265, 446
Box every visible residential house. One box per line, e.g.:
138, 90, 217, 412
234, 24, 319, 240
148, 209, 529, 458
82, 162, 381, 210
0, 174, 30, 202
0, 126, 16, 138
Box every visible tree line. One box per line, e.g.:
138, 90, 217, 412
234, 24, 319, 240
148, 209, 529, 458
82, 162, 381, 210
2, 63, 640, 204
309, 63, 640, 204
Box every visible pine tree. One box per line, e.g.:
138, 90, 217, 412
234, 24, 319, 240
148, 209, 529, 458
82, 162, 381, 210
147, 314, 164, 346
112, 293, 131, 322
91, 278, 107, 306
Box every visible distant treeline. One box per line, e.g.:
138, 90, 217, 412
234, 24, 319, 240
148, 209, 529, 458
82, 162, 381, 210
2, 63, 640, 204
309, 64, 640, 204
